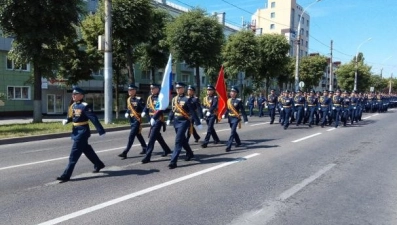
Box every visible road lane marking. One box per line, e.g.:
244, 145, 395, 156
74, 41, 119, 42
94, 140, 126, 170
250, 122, 269, 127
327, 128, 336, 131
0, 146, 136, 171
362, 116, 371, 119
202, 128, 230, 135
229, 163, 336, 225
291, 133, 321, 143
38, 153, 260, 225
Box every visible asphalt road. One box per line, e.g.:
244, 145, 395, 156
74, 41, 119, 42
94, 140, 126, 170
1, 110, 397, 225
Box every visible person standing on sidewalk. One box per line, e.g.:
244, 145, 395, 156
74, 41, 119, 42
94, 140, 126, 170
57, 87, 106, 183
201, 85, 221, 148
117, 84, 148, 159
141, 84, 172, 164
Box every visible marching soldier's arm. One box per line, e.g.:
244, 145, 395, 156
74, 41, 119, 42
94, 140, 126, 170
196, 98, 204, 119
84, 104, 106, 135
142, 98, 151, 121
239, 101, 248, 122
168, 97, 175, 122
187, 98, 201, 125
209, 96, 218, 114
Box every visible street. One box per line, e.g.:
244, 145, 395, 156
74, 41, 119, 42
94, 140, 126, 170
1, 110, 397, 225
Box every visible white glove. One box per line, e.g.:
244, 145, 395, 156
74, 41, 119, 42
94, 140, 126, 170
62, 119, 68, 125
166, 120, 170, 126
222, 115, 225, 119
354, 107, 356, 109
265, 105, 268, 108
200, 119, 204, 123
281, 108, 284, 111
332, 107, 335, 110
196, 124, 203, 130
202, 108, 207, 113
206, 111, 210, 117
125, 113, 129, 118
150, 118, 155, 126
141, 112, 146, 118
304, 108, 307, 111
318, 108, 321, 111
244, 121, 248, 125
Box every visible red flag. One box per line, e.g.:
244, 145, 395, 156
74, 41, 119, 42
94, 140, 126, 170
215, 66, 227, 121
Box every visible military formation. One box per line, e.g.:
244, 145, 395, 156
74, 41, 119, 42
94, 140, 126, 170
57, 85, 396, 182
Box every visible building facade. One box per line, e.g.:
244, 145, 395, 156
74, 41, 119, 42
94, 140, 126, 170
0, 0, 240, 116
251, 0, 311, 57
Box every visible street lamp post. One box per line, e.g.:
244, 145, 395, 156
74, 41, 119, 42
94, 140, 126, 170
295, 0, 321, 92
354, 37, 372, 91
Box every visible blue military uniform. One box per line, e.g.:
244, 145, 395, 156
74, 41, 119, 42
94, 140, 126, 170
267, 90, 278, 124
141, 84, 172, 164
118, 84, 148, 159
224, 86, 248, 152
350, 91, 359, 123
281, 90, 294, 130
294, 90, 306, 125
57, 87, 106, 183
318, 90, 331, 128
247, 95, 255, 117
305, 90, 318, 127
331, 90, 343, 128
186, 85, 203, 142
168, 82, 201, 169
257, 94, 266, 117
341, 91, 351, 126
201, 85, 221, 148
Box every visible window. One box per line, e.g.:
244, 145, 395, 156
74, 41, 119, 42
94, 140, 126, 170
306, 41, 308, 47
181, 74, 189, 82
270, 12, 275, 18
7, 86, 30, 100
307, 20, 310, 27
270, 24, 275, 29
201, 76, 206, 85
306, 30, 309, 37
271, 2, 275, 8
301, 17, 305, 24
141, 71, 150, 80
6, 57, 30, 71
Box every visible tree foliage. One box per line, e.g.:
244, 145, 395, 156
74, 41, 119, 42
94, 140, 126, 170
222, 30, 258, 79
299, 55, 328, 90
0, 0, 86, 122
369, 75, 389, 93
336, 53, 372, 92
167, 8, 224, 97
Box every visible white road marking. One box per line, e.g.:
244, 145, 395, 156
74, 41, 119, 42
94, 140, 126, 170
202, 128, 230, 135
37, 153, 260, 225
372, 113, 379, 116
327, 128, 336, 131
250, 122, 269, 126
291, 133, 322, 143
229, 163, 336, 225
0, 146, 137, 171
362, 116, 371, 119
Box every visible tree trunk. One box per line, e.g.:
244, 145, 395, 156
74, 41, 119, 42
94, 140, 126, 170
33, 64, 42, 123
151, 67, 156, 83
115, 69, 119, 119
195, 66, 201, 98
126, 46, 135, 84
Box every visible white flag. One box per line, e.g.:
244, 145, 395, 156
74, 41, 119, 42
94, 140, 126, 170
156, 54, 172, 110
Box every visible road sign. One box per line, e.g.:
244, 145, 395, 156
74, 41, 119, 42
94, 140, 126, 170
299, 81, 305, 88
370, 87, 374, 92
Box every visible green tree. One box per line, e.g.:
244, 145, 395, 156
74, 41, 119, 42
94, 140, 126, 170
136, 9, 172, 83
0, 0, 86, 122
222, 30, 258, 80
336, 53, 372, 92
369, 75, 388, 93
167, 8, 224, 97
299, 55, 328, 90
276, 57, 295, 92
256, 33, 290, 93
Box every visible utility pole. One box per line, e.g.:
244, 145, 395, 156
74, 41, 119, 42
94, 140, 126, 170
104, 0, 113, 124
329, 40, 333, 91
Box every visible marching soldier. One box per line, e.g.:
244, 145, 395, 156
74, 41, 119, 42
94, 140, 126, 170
186, 85, 203, 142
278, 92, 284, 124
201, 85, 221, 148
247, 94, 256, 117
328, 91, 335, 125
57, 87, 106, 183
305, 90, 318, 127
376, 92, 384, 113
141, 84, 172, 164
341, 90, 351, 126
267, 89, 278, 124
331, 89, 343, 128
350, 91, 359, 123
257, 93, 266, 117
318, 90, 331, 128
223, 86, 248, 152
118, 84, 148, 159
281, 90, 294, 130
289, 91, 296, 123
294, 90, 305, 126
167, 82, 202, 169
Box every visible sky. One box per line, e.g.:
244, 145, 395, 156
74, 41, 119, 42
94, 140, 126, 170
168, 0, 397, 78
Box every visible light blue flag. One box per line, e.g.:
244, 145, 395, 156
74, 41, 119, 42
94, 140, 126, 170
156, 54, 172, 110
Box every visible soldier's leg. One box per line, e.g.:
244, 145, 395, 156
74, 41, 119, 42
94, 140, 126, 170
142, 123, 163, 162
121, 124, 139, 155
208, 116, 220, 143
226, 120, 238, 151
136, 132, 147, 154
61, 139, 84, 179
170, 121, 189, 165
